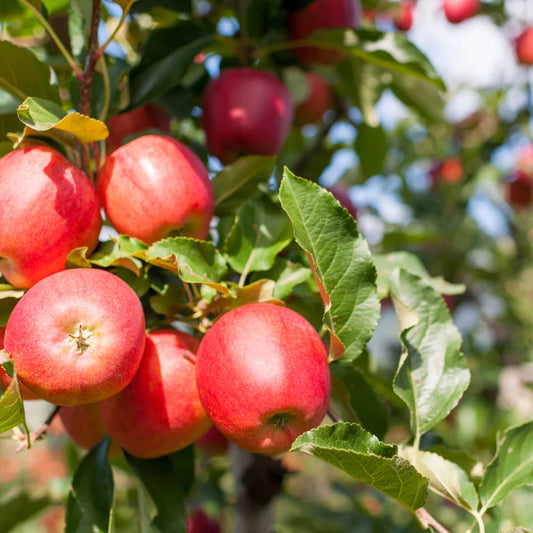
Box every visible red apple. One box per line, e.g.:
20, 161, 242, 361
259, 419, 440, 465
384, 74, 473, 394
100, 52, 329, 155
329, 183, 357, 219
188, 509, 221, 533
442, 0, 479, 23
294, 71, 334, 126
0, 146, 102, 288
97, 135, 214, 243
287, 0, 362, 65
106, 103, 171, 154
0, 326, 41, 400
59, 403, 121, 455
202, 68, 294, 164
195, 425, 229, 456
507, 171, 532, 208
195, 303, 330, 456
515, 27, 533, 66
99, 329, 211, 459
392, 0, 415, 31
4, 268, 146, 406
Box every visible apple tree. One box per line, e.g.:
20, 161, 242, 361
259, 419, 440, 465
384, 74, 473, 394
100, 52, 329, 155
1, 0, 533, 532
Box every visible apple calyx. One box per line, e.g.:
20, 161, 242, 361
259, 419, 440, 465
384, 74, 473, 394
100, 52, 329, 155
69, 324, 92, 354
268, 412, 292, 430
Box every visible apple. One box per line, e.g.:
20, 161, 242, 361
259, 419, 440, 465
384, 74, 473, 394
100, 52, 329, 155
0, 145, 102, 288
507, 171, 532, 208
515, 27, 533, 66
195, 303, 330, 456
97, 135, 214, 243
328, 183, 357, 219
4, 268, 146, 406
391, 0, 415, 31
202, 68, 294, 164
442, 0, 479, 24
286, 0, 362, 65
195, 425, 229, 456
99, 329, 211, 459
0, 326, 41, 400
106, 103, 172, 154
294, 71, 333, 126
188, 509, 221, 533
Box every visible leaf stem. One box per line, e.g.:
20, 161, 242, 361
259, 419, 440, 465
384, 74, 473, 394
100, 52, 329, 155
415, 508, 451, 533
18, 0, 82, 78
98, 55, 111, 122
96, 0, 136, 58
465, 511, 485, 533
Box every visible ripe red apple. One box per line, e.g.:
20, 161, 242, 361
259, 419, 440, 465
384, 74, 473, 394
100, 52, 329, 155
106, 103, 171, 154
202, 68, 294, 164
515, 27, 533, 66
99, 329, 211, 459
294, 71, 333, 126
391, 0, 415, 31
195, 425, 229, 456
287, 0, 362, 65
195, 303, 330, 456
4, 268, 146, 406
442, 0, 479, 23
97, 135, 214, 243
0, 326, 41, 400
507, 171, 532, 208
0, 146, 102, 288
188, 509, 221, 533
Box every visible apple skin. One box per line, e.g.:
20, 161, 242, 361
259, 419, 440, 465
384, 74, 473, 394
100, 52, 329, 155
202, 68, 294, 165
328, 183, 357, 219
195, 303, 330, 456
0, 326, 41, 400
106, 103, 171, 154
0, 146, 102, 289
507, 171, 532, 208
188, 509, 221, 533
195, 425, 229, 456
4, 268, 146, 406
515, 28, 533, 66
287, 0, 362, 65
99, 329, 212, 459
392, 0, 415, 31
442, 0, 479, 24
97, 135, 214, 244
294, 71, 333, 126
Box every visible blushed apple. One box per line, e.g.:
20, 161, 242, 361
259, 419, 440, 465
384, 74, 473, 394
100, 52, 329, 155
0, 146, 102, 288
195, 425, 229, 456
507, 171, 532, 208
4, 268, 146, 406
442, 0, 479, 24
287, 0, 362, 65
99, 329, 211, 459
392, 0, 415, 31
188, 509, 221, 533
106, 103, 172, 154
202, 68, 294, 164
515, 27, 533, 66
195, 303, 330, 455
97, 135, 214, 243
294, 71, 333, 126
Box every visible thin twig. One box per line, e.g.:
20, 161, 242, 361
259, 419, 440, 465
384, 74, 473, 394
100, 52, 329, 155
16, 405, 62, 452
80, 0, 102, 115
415, 508, 451, 533
327, 405, 343, 423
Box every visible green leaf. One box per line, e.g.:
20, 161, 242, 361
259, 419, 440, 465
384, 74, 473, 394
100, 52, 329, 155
0, 359, 28, 434
391, 268, 470, 441
279, 169, 380, 362
354, 122, 387, 179
129, 20, 214, 108
291, 423, 428, 513
0, 41, 60, 103
125, 446, 194, 533
400, 446, 479, 511
331, 361, 389, 439
212, 155, 276, 216
89, 236, 147, 276
223, 195, 293, 275
17, 97, 108, 143
479, 421, 533, 513
0, 491, 54, 533
144, 237, 230, 295
66, 437, 114, 533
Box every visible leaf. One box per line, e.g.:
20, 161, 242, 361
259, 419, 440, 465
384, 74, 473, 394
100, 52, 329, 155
400, 446, 479, 511
0, 360, 28, 435
0, 491, 54, 533
479, 421, 533, 513
391, 268, 470, 440
89, 236, 147, 276
279, 169, 380, 362
223, 195, 293, 275
212, 155, 276, 216
17, 97, 108, 143
354, 122, 387, 179
0, 41, 60, 103
291, 423, 428, 513
129, 20, 214, 108
125, 446, 194, 533
144, 237, 230, 295
65, 438, 114, 533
